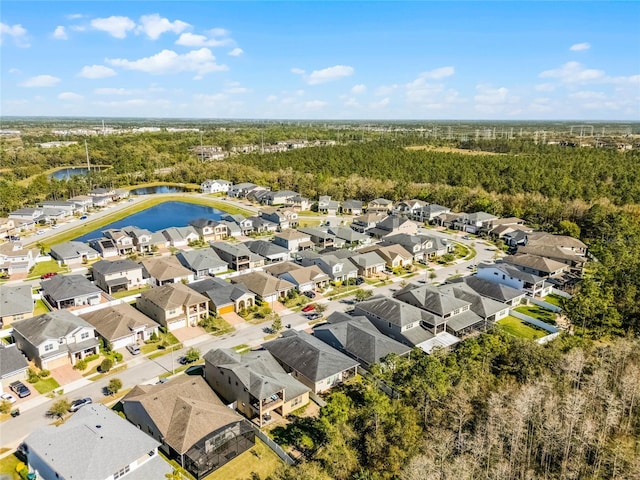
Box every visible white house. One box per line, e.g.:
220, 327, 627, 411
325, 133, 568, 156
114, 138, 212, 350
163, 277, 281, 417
201, 179, 232, 194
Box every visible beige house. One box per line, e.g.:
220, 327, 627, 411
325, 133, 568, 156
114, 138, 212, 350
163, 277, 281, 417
141, 256, 194, 286
359, 244, 414, 269
136, 283, 209, 331
81, 303, 159, 351
0, 284, 34, 326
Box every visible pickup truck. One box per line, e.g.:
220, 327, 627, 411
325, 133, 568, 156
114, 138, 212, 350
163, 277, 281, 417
10, 381, 31, 398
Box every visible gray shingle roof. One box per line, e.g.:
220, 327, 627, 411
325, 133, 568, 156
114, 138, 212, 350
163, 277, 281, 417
459, 276, 524, 303
349, 251, 385, 268
176, 249, 227, 272
355, 295, 435, 328
12, 310, 94, 346
24, 403, 163, 480
50, 241, 99, 261
92, 258, 141, 276
263, 330, 359, 383
244, 240, 290, 258
188, 277, 254, 308
0, 344, 29, 378
393, 284, 470, 317
41, 274, 102, 302
0, 284, 33, 317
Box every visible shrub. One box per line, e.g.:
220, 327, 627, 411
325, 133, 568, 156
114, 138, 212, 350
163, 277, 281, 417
0, 399, 12, 414
112, 352, 123, 362
185, 347, 201, 363
107, 378, 122, 395
39, 369, 50, 378
73, 359, 88, 371
150, 331, 159, 342
85, 353, 100, 362
99, 358, 113, 373
27, 368, 39, 383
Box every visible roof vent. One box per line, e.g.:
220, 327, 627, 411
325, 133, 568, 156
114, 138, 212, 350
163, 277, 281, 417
96, 425, 102, 429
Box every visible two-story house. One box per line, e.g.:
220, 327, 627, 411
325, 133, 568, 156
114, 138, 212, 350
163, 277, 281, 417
317, 196, 341, 215
367, 198, 393, 214
411, 203, 451, 223
12, 310, 99, 369
341, 199, 363, 216
92, 259, 146, 295
161, 226, 199, 247
136, 283, 209, 331
176, 249, 228, 279
272, 229, 314, 253
102, 229, 136, 255
121, 226, 156, 253
300, 254, 358, 283
258, 190, 300, 206
393, 199, 427, 217
368, 215, 418, 239
201, 179, 232, 194
259, 207, 299, 231
476, 261, 551, 297
0, 242, 40, 276
244, 240, 290, 264
284, 195, 312, 212
220, 214, 255, 236
350, 213, 387, 234
210, 242, 260, 272
297, 226, 335, 249
452, 211, 499, 234
189, 218, 229, 241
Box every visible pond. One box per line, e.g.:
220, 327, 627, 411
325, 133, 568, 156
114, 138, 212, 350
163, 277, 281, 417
49, 167, 92, 180
74, 201, 225, 242
129, 185, 189, 195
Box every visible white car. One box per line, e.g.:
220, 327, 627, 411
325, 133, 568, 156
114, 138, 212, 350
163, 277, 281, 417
1, 392, 17, 404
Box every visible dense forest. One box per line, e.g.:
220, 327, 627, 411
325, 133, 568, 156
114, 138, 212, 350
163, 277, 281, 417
2, 127, 640, 478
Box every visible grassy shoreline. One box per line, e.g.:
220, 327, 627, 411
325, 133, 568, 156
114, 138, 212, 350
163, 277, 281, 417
35, 194, 255, 249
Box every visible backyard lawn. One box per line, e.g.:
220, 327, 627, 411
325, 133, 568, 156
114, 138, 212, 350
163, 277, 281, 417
497, 316, 548, 340
542, 294, 565, 308
0, 453, 21, 480
111, 286, 150, 299
204, 439, 283, 480
514, 305, 557, 325
33, 299, 50, 315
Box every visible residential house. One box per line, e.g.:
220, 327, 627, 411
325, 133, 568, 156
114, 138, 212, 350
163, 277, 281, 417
0, 344, 29, 389
0, 242, 39, 275
272, 229, 314, 253
525, 232, 588, 255
201, 179, 232, 194
411, 204, 451, 223
258, 190, 299, 206
122, 376, 254, 479
0, 284, 34, 326
49, 241, 100, 266
210, 242, 260, 272
297, 226, 335, 249
454, 276, 526, 307
9, 207, 44, 222
350, 212, 387, 234
141, 256, 194, 286
204, 348, 310, 427
227, 183, 268, 199
220, 214, 254, 236
231, 271, 295, 304
68, 195, 94, 211
341, 199, 363, 215
92, 259, 146, 295
102, 229, 135, 255
438, 283, 510, 326
219, 220, 242, 238
317, 196, 340, 215
500, 227, 531, 248
244, 240, 290, 264
367, 198, 393, 214
259, 207, 299, 231
12, 310, 99, 369
393, 199, 426, 217
353, 296, 457, 352
368, 214, 418, 239
264, 330, 359, 393
88, 187, 116, 198
277, 265, 330, 292
41, 200, 78, 214
88, 238, 119, 259
452, 211, 499, 234
476, 261, 552, 297
483, 217, 526, 235
23, 403, 171, 480
0, 217, 17, 239
435, 211, 465, 229
91, 195, 112, 208
161, 226, 199, 247
393, 284, 485, 336
300, 253, 358, 283
42, 207, 71, 223
517, 244, 587, 273
121, 227, 156, 253
328, 226, 370, 247
314, 312, 411, 368
176, 249, 228, 279
41, 274, 104, 310
503, 253, 568, 278
284, 195, 311, 212
381, 233, 439, 263
136, 283, 209, 331
247, 216, 278, 234
348, 251, 386, 277
359, 244, 414, 269
188, 277, 255, 315
80, 303, 159, 351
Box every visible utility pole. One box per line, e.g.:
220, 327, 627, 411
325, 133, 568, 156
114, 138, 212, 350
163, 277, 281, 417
85, 139, 90, 171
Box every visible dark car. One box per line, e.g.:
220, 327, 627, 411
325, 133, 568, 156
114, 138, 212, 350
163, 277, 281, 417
179, 356, 195, 365
355, 277, 365, 285
9, 381, 31, 399
69, 397, 93, 412
303, 291, 316, 299
306, 312, 323, 320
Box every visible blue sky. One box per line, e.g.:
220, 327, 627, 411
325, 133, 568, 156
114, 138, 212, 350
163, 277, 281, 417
1, 1, 639, 120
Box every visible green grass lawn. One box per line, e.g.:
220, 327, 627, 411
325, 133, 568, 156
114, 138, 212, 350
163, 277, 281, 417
31, 377, 60, 395
200, 316, 234, 336
0, 453, 21, 480
232, 344, 251, 353
542, 294, 565, 308
497, 316, 548, 340
111, 286, 150, 299
203, 439, 283, 480
27, 260, 69, 279
514, 305, 557, 325
33, 299, 50, 315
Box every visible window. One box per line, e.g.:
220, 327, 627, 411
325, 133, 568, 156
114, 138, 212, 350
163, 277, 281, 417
113, 465, 130, 479
81, 331, 90, 340
44, 343, 54, 352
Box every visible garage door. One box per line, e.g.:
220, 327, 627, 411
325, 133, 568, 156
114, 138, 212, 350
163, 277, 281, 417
168, 319, 186, 331
218, 304, 234, 315
46, 355, 70, 369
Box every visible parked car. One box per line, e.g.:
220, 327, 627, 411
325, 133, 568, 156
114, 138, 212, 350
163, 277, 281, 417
69, 397, 93, 412
462, 235, 471, 240
51, 224, 60, 229
355, 277, 365, 285
1, 392, 17, 404
301, 304, 316, 312
36, 230, 45, 236
79, 215, 88, 220
179, 356, 195, 365
126, 344, 141, 355
303, 291, 316, 299
306, 312, 323, 320
8, 235, 20, 242
9, 381, 31, 398
41, 272, 58, 280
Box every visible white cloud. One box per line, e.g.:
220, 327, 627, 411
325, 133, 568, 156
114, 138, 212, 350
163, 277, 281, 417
58, 92, 84, 101
227, 86, 250, 94
137, 14, 189, 40
78, 65, 117, 79
570, 42, 591, 52
474, 84, 520, 114
175, 32, 230, 47
534, 83, 555, 92
94, 87, 133, 95
20, 75, 61, 87
208, 28, 229, 37
1, 22, 29, 47
91, 16, 136, 39
304, 100, 327, 108
569, 90, 607, 101
421, 66, 455, 79
228, 47, 243, 56
266, 95, 278, 103
539, 61, 605, 84
351, 84, 366, 94
343, 97, 359, 107
375, 84, 398, 96
194, 93, 228, 103
291, 67, 305, 75
106, 48, 228, 76
369, 97, 390, 108
306, 65, 354, 85
53, 26, 68, 40
70, 25, 87, 32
